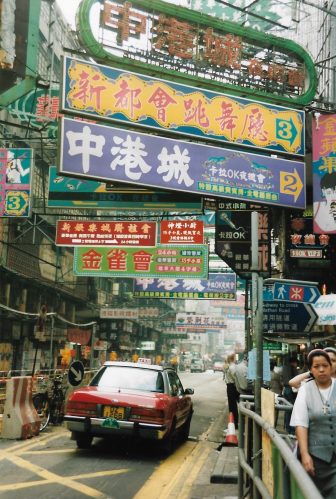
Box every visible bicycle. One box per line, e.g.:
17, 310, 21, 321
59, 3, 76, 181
33, 374, 67, 431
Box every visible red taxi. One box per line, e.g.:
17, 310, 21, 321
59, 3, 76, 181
64, 361, 194, 452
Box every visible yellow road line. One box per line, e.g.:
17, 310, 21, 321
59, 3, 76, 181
0, 469, 129, 493
134, 441, 208, 499
2, 451, 105, 498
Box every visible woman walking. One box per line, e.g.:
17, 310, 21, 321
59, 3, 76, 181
290, 349, 336, 498
223, 353, 239, 428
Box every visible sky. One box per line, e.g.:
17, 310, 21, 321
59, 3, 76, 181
56, 0, 81, 28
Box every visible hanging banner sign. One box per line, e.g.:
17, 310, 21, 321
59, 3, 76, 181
176, 313, 226, 329
62, 57, 305, 156
59, 117, 306, 209
73, 244, 208, 278
48, 166, 202, 211
75, 0, 317, 106
312, 114, 336, 234
0, 148, 33, 217
160, 220, 203, 244
133, 272, 236, 300
56, 220, 157, 247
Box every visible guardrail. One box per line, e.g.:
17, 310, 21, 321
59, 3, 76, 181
238, 396, 323, 499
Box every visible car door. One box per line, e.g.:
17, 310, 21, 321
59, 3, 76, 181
167, 370, 191, 429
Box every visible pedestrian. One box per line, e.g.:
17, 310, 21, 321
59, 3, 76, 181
289, 347, 336, 389
282, 355, 299, 434
269, 359, 283, 426
290, 349, 336, 498
234, 355, 253, 397
223, 353, 239, 428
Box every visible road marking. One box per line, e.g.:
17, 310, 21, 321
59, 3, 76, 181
0, 449, 106, 497
134, 440, 211, 499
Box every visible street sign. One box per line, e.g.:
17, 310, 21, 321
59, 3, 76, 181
312, 294, 336, 325
68, 360, 85, 386
273, 282, 320, 304
263, 301, 318, 333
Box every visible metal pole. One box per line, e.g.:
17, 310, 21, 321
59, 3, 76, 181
49, 314, 54, 374
90, 323, 97, 369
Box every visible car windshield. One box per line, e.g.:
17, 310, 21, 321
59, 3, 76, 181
90, 366, 164, 393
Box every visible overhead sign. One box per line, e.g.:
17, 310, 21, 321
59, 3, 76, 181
74, 244, 208, 278
0, 148, 33, 217
133, 273, 236, 300
48, 166, 202, 212
215, 202, 271, 278
59, 117, 306, 209
56, 220, 157, 247
273, 282, 320, 304
140, 341, 155, 351
312, 294, 336, 325
160, 220, 203, 245
68, 360, 85, 386
76, 0, 317, 106
62, 57, 305, 156
263, 301, 318, 333
176, 313, 226, 329
313, 114, 336, 234
100, 308, 139, 320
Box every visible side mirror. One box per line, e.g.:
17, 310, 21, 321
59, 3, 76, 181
184, 388, 194, 395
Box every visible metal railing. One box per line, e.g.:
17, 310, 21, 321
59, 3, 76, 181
238, 398, 323, 499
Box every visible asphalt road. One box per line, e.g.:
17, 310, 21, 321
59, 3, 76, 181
0, 371, 227, 499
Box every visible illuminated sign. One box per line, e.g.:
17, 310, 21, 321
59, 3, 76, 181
62, 57, 305, 155
73, 244, 208, 278
76, 0, 317, 106
59, 117, 306, 209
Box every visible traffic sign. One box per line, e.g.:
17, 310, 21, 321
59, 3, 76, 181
263, 301, 318, 333
312, 294, 336, 325
68, 360, 85, 386
273, 282, 320, 304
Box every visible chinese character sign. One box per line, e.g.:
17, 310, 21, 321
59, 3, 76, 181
48, 166, 201, 211
0, 148, 33, 217
59, 117, 306, 209
56, 220, 157, 246
175, 313, 226, 329
62, 58, 305, 155
160, 220, 203, 244
75, 0, 317, 106
73, 245, 208, 278
313, 114, 336, 234
133, 272, 236, 299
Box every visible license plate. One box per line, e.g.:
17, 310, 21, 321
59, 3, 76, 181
103, 406, 125, 419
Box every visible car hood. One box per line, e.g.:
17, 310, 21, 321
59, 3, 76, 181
69, 386, 168, 406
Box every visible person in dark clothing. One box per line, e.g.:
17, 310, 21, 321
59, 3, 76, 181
223, 353, 239, 427
282, 355, 299, 434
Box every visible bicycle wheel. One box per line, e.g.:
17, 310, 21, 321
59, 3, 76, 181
33, 393, 50, 431
50, 391, 65, 425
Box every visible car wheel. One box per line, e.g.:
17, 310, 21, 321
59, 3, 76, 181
160, 421, 176, 455
180, 412, 192, 442
74, 433, 93, 449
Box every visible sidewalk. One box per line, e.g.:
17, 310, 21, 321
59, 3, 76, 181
186, 410, 238, 499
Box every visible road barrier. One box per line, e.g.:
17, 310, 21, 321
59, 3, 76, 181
1, 376, 40, 439
237, 394, 323, 499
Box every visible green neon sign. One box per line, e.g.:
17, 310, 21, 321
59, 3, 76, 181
76, 0, 317, 106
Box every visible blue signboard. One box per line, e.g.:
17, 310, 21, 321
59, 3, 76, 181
133, 273, 236, 299
59, 117, 306, 209
273, 282, 320, 304
263, 301, 318, 333
48, 166, 202, 211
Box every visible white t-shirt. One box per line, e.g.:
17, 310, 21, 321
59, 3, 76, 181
290, 378, 336, 428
